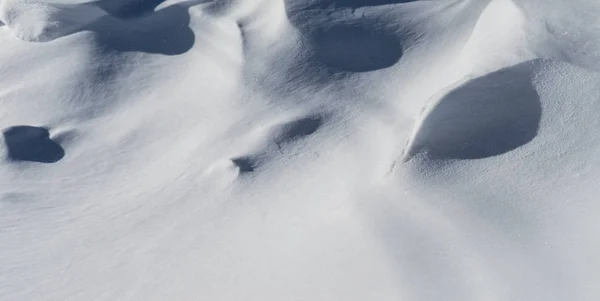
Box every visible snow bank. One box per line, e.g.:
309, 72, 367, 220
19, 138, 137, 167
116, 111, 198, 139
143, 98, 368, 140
2, 0, 600, 300
0, 0, 104, 41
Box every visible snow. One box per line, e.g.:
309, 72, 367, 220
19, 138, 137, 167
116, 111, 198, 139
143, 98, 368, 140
1, 0, 600, 300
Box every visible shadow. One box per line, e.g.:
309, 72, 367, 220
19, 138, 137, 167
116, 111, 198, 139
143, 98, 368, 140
0, 0, 199, 55
303, 0, 418, 10
232, 157, 255, 173
284, 1, 405, 73
405, 61, 542, 160
274, 115, 323, 145
96, 0, 168, 18
0, 193, 32, 204
285, 0, 417, 12
311, 24, 403, 72
87, 4, 195, 55
3, 126, 65, 163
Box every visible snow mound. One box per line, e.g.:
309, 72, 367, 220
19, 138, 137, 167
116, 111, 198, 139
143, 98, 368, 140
457, 0, 535, 74
3, 0, 600, 300
404, 60, 541, 161
0, 0, 104, 42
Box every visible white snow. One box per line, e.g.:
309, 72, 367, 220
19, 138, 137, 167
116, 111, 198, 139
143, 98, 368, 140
2, 0, 600, 300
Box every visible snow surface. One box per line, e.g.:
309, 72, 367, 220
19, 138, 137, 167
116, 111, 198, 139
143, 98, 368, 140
2, 0, 600, 300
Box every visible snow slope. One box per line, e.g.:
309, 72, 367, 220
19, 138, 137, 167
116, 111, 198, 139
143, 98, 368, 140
2, 0, 600, 300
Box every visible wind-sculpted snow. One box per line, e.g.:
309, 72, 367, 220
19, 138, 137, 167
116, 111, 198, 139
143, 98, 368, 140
0, 0, 196, 54
2, 0, 600, 300
404, 60, 542, 161
0, 0, 105, 42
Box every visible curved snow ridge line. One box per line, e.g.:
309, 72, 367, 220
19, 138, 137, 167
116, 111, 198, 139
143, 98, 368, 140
455, 0, 535, 74
400, 0, 549, 162
457, 0, 600, 74
403, 59, 544, 162
401, 75, 473, 162
402, 0, 600, 163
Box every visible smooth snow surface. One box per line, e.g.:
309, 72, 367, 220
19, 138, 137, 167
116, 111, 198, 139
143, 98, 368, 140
2, 0, 600, 300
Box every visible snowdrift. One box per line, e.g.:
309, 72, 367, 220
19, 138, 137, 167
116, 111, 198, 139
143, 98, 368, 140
2, 0, 600, 300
